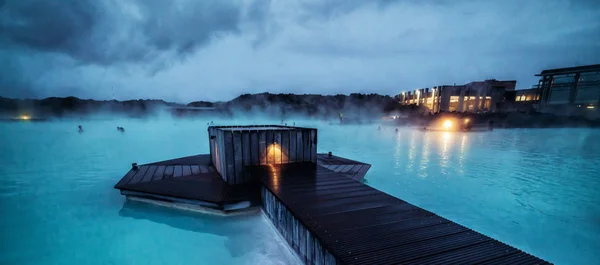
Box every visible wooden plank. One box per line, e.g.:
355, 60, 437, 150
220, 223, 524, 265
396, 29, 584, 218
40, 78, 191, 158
340, 165, 355, 173
310, 129, 317, 163
128, 165, 150, 184
296, 130, 303, 162
152, 165, 166, 181
219, 129, 226, 180
115, 169, 137, 187
214, 129, 222, 175
199, 165, 209, 173
289, 129, 297, 163
281, 130, 289, 164
332, 165, 345, 172
242, 131, 251, 167
303, 130, 311, 162
354, 165, 371, 180
209, 127, 215, 166
224, 131, 234, 184
349, 164, 363, 173
259, 130, 267, 165
182, 165, 192, 177
164, 166, 174, 178
233, 131, 243, 184
250, 131, 259, 165
141, 165, 157, 183
190, 165, 200, 175
173, 165, 183, 178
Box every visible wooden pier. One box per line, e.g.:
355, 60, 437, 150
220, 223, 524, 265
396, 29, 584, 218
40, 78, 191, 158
253, 163, 550, 265
114, 154, 261, 211
114, 125, 549, 264
113, 153, 370, 212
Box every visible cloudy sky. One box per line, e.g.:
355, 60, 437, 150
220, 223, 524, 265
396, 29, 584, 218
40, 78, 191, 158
1, 0, 599, 102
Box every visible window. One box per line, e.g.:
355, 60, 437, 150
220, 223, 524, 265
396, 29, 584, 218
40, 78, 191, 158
449, 96, 460, 111
553, 75, 575, 85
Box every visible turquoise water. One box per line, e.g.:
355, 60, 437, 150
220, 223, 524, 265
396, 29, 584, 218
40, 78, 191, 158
1, 118, 599, 264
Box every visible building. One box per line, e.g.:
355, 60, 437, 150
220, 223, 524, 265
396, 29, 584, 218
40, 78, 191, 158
535, 64, 600, 116
395, 79, 516, 113
515, 88, 540, 103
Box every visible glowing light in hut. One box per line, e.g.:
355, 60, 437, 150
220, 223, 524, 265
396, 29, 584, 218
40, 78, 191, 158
266, 143, 287, 165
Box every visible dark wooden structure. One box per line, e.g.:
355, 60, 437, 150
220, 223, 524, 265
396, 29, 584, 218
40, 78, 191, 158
114, 154, 260, 211
113, 152, 370, 212
208, 125, 317, 185
252, 163, 550, 265
316, 153, 370, 181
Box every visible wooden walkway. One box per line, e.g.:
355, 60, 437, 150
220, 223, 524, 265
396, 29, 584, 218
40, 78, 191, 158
252, 163, 550, 265
114, 154, 259, 206
114, 153, 369, 205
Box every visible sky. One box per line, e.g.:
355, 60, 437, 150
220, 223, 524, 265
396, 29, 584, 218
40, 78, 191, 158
1, 0, 599, 103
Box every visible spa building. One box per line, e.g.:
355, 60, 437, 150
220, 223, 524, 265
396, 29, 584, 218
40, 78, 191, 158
395, 79, 516, 113
534, 64, 600, 117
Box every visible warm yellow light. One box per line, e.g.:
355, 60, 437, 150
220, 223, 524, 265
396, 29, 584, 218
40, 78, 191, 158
464, 118, 470, 124
20, 115, 30, 120
266, 143, 287, 164
587, 105, 595, 109
443, 120, 453, 130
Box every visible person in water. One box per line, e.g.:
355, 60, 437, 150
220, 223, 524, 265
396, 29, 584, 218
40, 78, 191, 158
78, 125, 84, 133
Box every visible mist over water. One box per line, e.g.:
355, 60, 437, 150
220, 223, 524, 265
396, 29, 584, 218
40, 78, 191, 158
1, 116, 599, 264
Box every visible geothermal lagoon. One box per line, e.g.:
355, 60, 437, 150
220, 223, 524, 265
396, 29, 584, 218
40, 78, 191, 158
1, 118, 599, 265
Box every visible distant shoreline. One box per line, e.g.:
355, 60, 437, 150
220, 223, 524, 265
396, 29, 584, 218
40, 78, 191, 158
2, 94, 599, 129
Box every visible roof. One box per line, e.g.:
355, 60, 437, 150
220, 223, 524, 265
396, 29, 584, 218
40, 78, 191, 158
210, 125, 315, 131
536, 64, 600, 76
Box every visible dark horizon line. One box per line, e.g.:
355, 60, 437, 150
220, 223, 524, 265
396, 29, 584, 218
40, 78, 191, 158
0, 92, 397, 105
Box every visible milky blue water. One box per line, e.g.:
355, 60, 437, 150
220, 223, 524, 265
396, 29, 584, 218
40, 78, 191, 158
1, 118, 599, 265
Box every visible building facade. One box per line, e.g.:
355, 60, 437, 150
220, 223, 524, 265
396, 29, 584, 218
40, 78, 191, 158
395, 79, 516, 113
515, 88, 540, 103
535, 64, 600, 114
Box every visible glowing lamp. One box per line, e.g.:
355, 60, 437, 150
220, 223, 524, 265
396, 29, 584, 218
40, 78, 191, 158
464, 118, 470, 124
443, 120, 453, 130
20, 115, 30, 120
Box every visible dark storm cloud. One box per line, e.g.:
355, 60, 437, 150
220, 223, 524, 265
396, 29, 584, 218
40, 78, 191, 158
1, 0, 599, 102
0, 0, 242, 65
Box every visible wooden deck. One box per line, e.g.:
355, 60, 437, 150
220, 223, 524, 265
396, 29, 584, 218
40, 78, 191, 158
251, 163, 550, 265
316, 153, 370, 181
113, 154, 259, 207
114, 153, 369, 205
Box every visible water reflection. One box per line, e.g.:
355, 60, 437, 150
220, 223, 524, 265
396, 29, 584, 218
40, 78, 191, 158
407, 130, 417, 172
419, 132, 430, 178
440, 132, 452, 173
118, 201, 285, 259
459, 134, 467, 173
